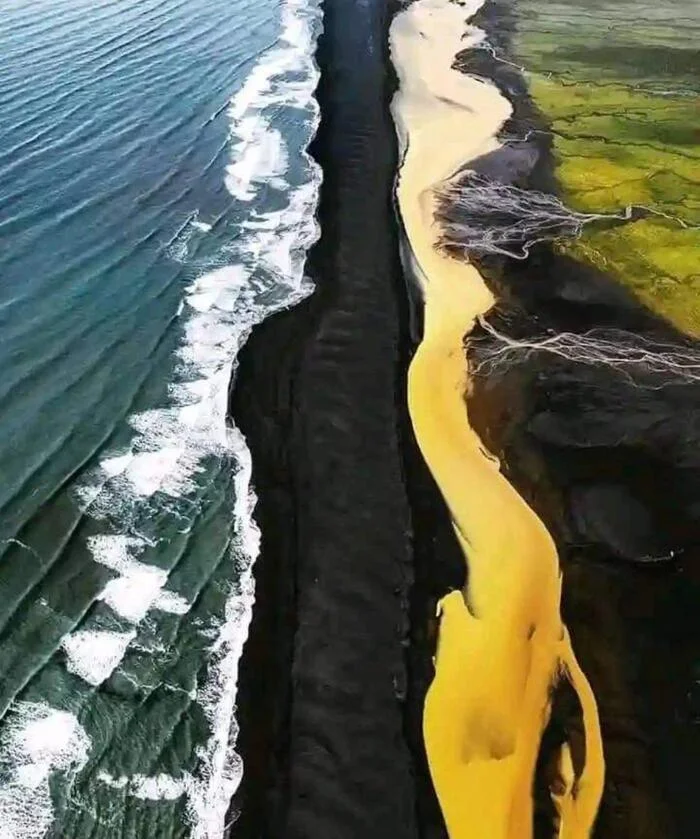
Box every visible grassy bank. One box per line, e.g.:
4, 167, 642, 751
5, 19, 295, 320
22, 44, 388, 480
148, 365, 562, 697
513, 0, 700, 334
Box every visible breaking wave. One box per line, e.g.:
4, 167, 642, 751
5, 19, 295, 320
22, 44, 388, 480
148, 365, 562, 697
0, 0, 322, 837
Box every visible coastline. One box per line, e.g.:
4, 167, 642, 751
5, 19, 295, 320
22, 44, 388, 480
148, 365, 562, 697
229, 0, 453, 835
2, 0, 697, 837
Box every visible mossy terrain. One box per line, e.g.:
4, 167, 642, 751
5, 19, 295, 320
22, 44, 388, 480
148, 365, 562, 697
512, 0, 700, 335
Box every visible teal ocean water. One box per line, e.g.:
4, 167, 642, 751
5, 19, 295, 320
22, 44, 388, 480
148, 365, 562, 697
0, 0, 320, 836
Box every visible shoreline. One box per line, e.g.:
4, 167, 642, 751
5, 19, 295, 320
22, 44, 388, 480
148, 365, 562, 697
226, 0, 700, 837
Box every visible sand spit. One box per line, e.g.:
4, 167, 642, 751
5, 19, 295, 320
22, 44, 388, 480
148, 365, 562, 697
390, 1, 604, 836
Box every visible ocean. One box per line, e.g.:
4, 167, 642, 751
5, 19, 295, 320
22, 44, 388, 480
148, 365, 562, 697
0, 0, 321, 836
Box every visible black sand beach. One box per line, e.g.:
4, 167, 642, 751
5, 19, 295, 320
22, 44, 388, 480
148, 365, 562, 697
229, 0, 454, 836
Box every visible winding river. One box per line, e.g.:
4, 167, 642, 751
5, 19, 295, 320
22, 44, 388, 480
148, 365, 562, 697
390, 1, 604, 835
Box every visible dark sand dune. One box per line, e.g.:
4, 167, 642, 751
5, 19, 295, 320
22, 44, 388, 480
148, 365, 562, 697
229, 1, 455, 836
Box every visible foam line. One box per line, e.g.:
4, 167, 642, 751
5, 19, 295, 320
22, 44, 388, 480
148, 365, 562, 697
60, 1, 323, 836
0, 702, 90, 839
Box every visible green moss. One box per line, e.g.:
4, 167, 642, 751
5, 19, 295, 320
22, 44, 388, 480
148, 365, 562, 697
558, 223, 700, 335
513, 1, 700, 334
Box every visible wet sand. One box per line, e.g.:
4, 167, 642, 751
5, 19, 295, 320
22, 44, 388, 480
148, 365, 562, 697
390, 1, 603, 836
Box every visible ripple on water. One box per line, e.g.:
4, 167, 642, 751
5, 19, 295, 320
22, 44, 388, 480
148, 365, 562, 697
0, 0, 322, 837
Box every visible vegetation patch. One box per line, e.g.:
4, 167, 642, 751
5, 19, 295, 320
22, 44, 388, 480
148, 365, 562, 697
513, 0, 700, 334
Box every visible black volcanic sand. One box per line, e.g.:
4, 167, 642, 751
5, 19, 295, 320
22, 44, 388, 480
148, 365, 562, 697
228, 0, 458, 837
436, 2, 700, 837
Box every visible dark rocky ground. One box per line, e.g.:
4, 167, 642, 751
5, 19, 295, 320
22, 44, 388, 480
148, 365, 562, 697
468, 247, 700, 839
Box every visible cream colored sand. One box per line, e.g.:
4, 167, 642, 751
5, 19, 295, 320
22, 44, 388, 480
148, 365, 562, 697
389, 1, 604, 837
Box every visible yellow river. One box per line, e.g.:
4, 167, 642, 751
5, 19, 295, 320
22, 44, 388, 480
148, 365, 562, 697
389, 1, 605, 836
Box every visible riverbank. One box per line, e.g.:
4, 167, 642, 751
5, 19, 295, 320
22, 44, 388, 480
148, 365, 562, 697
227, 0, 700, 837
452, 3, 700, 835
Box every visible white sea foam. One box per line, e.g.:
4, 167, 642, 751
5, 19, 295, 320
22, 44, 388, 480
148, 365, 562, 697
100, 451, 134, 477
96, 771, 129, 790
226, 124, 289, 200
59, 534, 190, 686
184, 426, 258, 838
90, 534, 190, 622
97, 771, 187, 801
0, 702, 90, 839
183, 1, 323, 835
62, 629, 137, 686
61, 0, 323, 836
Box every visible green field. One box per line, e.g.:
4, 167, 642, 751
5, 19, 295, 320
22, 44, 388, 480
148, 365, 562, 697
513, 0, 700, 334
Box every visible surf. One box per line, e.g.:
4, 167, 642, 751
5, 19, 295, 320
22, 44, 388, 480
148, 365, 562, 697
0, 1, 322, 837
